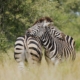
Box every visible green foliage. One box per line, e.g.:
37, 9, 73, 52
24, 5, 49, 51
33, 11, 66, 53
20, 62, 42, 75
0, 0, 80, 51
75, 38, 80, 51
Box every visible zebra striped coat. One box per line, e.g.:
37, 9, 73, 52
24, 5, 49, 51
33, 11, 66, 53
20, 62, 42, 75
14, 36, 27, 69
45, 25, 75, 64
25, 32, 43, 65
27, 17, 76, 65
14, 33, 42, 69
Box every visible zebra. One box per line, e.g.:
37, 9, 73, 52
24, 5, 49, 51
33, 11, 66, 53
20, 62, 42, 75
27, 17, 76, 65
14, 33, 42, 69
45, 25, 75, 61
44, 34, 76, 65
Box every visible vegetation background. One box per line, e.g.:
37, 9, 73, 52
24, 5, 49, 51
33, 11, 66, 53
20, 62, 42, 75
0, 0, 80, 80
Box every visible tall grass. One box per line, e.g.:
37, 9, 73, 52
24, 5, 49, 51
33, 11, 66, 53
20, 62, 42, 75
0, 49, 80, 80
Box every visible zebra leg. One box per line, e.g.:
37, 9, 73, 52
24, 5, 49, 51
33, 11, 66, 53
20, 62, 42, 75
44, 49, 51, 65
26, 37, 42, 66
27, 48, 42, 66
45, 55, 60, 65
51, 57, 60, 65
14, 36, 26, 70
14, 49, 26, 70
45, 49, 61, 65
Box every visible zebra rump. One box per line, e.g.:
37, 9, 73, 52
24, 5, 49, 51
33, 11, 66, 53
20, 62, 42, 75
14, 34, 43, 69
25, 32, 43, 65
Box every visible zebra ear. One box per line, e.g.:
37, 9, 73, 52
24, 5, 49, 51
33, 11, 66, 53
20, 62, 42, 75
47, 23, 53, 27
33, 17, 53, 25
60, 33, 66, 41
44, 17, 53, 22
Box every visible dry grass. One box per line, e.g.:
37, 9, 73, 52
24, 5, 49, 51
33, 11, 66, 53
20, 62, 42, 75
0, 49, 80, 80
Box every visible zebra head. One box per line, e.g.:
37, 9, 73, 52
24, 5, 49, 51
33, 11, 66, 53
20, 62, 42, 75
27, 17, 53, 37
45, 24, 66, 41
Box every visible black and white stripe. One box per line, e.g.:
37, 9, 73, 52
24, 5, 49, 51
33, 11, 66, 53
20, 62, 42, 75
65, 35, 75, 50
14, 33, 42, 69
45, 24, 65, 41
14, 36, 26, 69
25, 33, 43, 65
28, 21, 76, 65
45, 25, 76, 61
45, 25, 75, 49
41, 27, 76, 64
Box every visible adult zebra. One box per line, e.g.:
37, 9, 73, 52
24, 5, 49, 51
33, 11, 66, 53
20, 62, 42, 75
27, 17, 76, 65
14, 32, 42, 70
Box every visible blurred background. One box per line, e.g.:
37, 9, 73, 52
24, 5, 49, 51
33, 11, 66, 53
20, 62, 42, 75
0, 0, 80, 51
0, 0, 80, 80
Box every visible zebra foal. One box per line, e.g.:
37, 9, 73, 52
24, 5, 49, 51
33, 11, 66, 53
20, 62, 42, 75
45, 24, 75, 63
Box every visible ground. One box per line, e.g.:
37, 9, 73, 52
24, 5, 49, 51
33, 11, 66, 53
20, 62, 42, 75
0, 49, 80, 80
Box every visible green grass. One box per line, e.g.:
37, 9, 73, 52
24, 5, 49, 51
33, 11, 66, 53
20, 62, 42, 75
0, 49, 80, 80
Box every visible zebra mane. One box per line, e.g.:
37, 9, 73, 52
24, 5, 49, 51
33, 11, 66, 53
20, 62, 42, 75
33, 17, 53, 25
